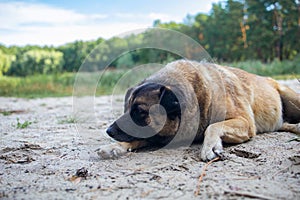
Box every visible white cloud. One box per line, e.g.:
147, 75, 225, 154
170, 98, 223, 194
0, 1, 149, 46
148, 13, 176, 22
113, 12, 182, 23
0, 2, 108, 29
2, 23, 150, 46
0, 1, 207, 46
114, 13, 136, 19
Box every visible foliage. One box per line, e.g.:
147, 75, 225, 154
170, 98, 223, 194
58, 39, 104, 72
0, 0, 299, 78
0, 50, 15, 76
58, 116, 78, 124
0, 73, 74, 97
115, 53, 135, 69
16, 118, 32, 129
224, 55, 300, 76
181, 0, 300, 62
1, 110, 12, 116
7, 49, 64, 76
0, 59, 299, 98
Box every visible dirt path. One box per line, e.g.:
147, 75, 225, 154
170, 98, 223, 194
0, 80, 299, 200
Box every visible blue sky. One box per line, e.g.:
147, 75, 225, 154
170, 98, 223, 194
0, 0, 219, 46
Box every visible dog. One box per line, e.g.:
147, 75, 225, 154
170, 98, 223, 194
97, 60, 300, 161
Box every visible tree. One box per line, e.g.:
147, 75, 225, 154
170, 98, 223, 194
8, 49, 64, 76
0, 50, 15, 76
1, 0, 300, 75
59, 38, 104, 72
246, 0, 300, 61
197, 1, 245, 62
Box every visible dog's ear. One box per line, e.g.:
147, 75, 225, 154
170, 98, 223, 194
159, 86, 181, 119
124, 86, 135, 112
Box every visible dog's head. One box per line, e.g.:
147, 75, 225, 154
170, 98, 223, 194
106, 82, 182, 145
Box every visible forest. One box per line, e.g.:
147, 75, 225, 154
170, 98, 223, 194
0, 0, 299, 96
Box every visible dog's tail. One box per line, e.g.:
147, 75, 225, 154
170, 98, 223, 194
275, 80, 300, 134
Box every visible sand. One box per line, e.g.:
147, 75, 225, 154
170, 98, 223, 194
0, 79, 299, 199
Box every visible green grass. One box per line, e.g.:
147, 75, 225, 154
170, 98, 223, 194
0, 73, 75, 98
16, 118, 32, 129
58, 116, 78, 124
1, 110, 12, 116
225, 59, 300, 77
0, 60, 299, 98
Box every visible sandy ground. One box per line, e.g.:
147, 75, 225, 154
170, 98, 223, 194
0, 79, 299, 200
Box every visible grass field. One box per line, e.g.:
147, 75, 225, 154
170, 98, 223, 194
227, 59, 300, 76
0, 60, 299, 98
0, 73, 75, 98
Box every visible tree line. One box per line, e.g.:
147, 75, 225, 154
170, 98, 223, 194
0, 0, 299, 77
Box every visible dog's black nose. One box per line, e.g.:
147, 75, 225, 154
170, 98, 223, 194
106, 123, 120, 137
106, 126, 114, 136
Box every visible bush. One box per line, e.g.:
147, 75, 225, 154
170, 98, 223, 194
0, 76, 20, 96
8, 50, 64, 76
227, 58, 300, 76
0, 50, 15, 76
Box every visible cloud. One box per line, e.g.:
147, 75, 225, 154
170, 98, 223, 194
114, 12, 182, 22
0, 2, 107, 29
148, 13, 175, 22
0, 1, 151, 46
1, 23, 150, 46
114, 13, 136, 19
0, 1, 193, 46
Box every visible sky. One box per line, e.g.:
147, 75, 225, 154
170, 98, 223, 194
0, 0, 219, 46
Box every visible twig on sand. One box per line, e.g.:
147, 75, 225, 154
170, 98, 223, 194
224, 190, 274, 200
194, 157, 220, 196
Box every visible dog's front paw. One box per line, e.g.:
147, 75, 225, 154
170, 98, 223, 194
96, 143, 128, 159
200, 137, 223, 162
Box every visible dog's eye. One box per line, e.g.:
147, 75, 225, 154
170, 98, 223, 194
131, 104, 149, 119
137, 107, 148, 116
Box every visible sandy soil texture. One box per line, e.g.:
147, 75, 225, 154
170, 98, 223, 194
0, 79, 299, 200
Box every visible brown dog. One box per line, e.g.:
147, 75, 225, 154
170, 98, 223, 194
97, 60, 300, 161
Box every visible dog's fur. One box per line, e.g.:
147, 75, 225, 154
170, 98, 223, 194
97, 60, 300, 161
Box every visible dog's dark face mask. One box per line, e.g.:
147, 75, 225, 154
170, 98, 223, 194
106, 83, 181, 145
